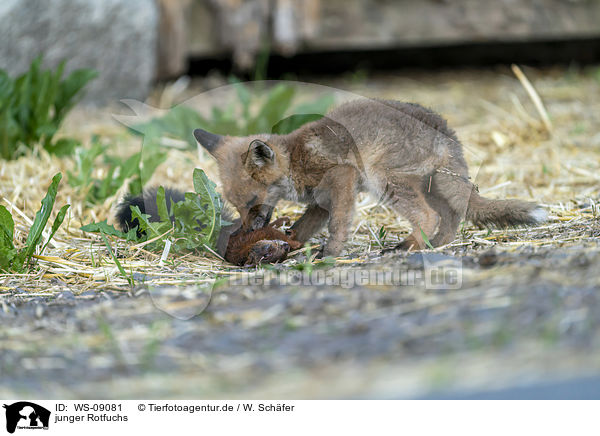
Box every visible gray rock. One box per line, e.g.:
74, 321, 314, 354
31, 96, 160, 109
0, 0, 158, 105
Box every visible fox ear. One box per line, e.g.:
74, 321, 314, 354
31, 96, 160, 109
243, 139, 274, 169
194, 128, 222, 154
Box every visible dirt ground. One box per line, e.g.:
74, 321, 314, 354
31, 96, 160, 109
1, 66, 599, 398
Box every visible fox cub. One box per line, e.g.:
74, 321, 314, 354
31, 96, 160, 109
194, 99, 546, 256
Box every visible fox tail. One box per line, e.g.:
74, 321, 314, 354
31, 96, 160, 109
466, 190, 547, 228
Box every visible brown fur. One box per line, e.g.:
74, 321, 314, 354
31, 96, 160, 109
195, 99, 546, 256
224, 218, 303, 266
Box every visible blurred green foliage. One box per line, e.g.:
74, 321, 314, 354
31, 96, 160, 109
131, 81, 334, 149
67, 136, 166, 206
0, 57, 97, 160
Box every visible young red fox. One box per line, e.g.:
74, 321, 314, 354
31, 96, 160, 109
194, 99, 546, 256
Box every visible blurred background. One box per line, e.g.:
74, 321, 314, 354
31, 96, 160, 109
2, 0, 600, 103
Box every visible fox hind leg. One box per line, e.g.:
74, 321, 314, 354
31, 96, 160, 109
426, 170, 472, 246
378, 175, 441, 251
426, 193, 461, 247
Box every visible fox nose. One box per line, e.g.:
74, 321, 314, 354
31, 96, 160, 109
282, 241, 290, 251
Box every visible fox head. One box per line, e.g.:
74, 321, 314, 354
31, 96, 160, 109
194, 128, 292, 231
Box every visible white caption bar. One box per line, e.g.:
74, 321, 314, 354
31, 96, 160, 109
1, 400, 597, 436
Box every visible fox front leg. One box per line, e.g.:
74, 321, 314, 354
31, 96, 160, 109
315, 165, 359, 257
289, 204, 330, 243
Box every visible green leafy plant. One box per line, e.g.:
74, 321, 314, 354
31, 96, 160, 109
81, 169, 229, 254
0, 56, 97, 160
131, 82, 334, 149
0, 173, 70, 272
68, 136, 166, 205
80, 219, 139, 242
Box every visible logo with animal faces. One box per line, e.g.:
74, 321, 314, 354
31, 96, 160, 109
2, 402, 50, 434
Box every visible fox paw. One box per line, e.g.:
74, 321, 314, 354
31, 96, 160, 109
321, 242, 342, 258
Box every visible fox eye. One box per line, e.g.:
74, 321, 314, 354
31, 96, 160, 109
246, 195, 258, 208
